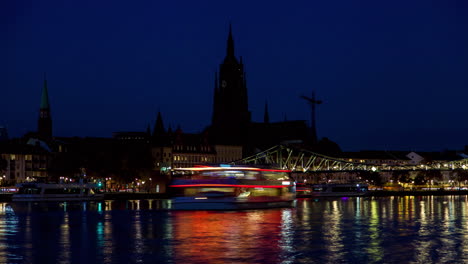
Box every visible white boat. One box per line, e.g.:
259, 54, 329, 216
12, 182, 104, 202
311, 183, 369, 197
168, 165, 296, 210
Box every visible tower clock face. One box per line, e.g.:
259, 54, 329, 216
221, 80, 227, 88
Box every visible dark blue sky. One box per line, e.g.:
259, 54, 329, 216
3, 0, 468, 151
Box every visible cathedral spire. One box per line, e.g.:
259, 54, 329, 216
226, 23, 235, 58
41, 73, 50, 109
153, 111, 165, 137
212, 25, 249, 146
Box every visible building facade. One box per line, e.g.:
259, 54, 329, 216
0, 143, 49, 184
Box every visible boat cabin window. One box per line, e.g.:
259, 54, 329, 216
18, 187, 41, 194
44, 188, 82, 194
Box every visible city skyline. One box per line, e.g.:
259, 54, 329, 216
3, 0, 468, 151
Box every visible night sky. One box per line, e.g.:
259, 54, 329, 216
3, 0, 468, 151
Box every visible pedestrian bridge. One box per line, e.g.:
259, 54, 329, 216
231, 145, 468, 173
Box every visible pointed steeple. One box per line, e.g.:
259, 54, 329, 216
40, 73, 50, 109
226, 23, 235, 58
212, 24, 249, 145
264, 101, 270, 123
153, 111, 165, 137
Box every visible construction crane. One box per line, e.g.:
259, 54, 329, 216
301, 91, 322, 144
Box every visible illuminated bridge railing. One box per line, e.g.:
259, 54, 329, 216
231, 145, 468, 173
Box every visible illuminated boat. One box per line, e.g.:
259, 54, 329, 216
168, 165, 296, 210
295, 181, 313, 197
310, 183, 369, 197
12, 182, 104, 202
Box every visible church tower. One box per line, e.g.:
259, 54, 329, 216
37, 74, 52, 139
211, 25, 250, 145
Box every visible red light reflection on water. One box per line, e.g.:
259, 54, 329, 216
170, 210, 285, 263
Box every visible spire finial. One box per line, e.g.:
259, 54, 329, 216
227, 23, 235, 57
40, 73, 50, 109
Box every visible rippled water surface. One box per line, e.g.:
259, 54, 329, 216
1, 196, 468, 263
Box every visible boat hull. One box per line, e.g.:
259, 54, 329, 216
170, 197, 295, 210
12, 194, 104, 202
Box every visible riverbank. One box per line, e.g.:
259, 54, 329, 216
0, 192, 170, 202
2, 190, 468, 202
368, 189, 468, 197
103, 192, 169, 200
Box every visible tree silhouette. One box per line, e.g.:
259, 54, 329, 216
357, 170, 382, 186
414, 172, 427, 185
391, 170, 411, 183
456, 170, 468, 184
426, 170, 443, 183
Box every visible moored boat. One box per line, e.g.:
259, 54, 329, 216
12, 182, 104, 202
311, 183, 368, 197
168, 165, 296, 210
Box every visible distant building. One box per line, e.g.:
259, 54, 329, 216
152, 146, 173, 172
339, 151, 412, 166
248, 120, 309, 152
171, 129, 216, 168
113, 131, 149, 143
0, 142, 49, 184
214, 145, 243, 164
150, 113, 241, 170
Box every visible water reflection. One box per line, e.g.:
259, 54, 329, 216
170, 209, 288, 263
0, 197, 468, 263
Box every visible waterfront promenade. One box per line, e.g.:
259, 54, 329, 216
2, 196, 468, 263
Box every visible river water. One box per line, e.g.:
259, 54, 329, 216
1, 196, 468, 264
